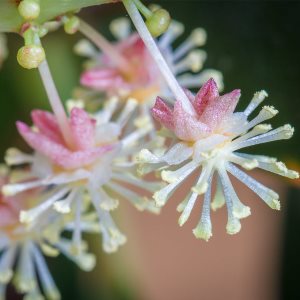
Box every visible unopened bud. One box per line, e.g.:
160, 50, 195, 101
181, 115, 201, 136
17, 45, 45, 69
18, 0, 40, 20
146, 8, 171, 37
64, 16, 80, 35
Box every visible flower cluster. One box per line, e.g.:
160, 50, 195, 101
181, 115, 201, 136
77, 17, 222, 128
0, 0, 298, 299
138, 78, 298, 240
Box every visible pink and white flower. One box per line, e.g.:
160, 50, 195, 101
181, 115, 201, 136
77, 18, 223, 127
0, 166, 65, 300
3, 100, 160, 253
137, 78, 299, 241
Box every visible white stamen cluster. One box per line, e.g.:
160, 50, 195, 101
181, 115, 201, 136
3, 98, 160, 254
137, 91, 299, 240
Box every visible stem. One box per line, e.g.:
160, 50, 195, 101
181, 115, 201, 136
123, 0, 195, 115
132, 0, 152, 19
78, 19, 131, 73
38, 60, 74, 149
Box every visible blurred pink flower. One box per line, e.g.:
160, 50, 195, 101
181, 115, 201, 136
80, 33, 161, 100
16, 108, 114, 170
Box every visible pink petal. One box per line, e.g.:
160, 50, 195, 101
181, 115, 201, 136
173, 101, 211, 141
151, 97, 174, 130
80, 68, 125, 91
17, 121, 113, 170
31, 110, 64, 145
69, 108, 96, 151
193, 78, 219, 116
200, 89, 241, 129
0, 205, 18, 227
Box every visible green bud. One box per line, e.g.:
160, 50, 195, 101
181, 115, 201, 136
18, 0, 40, 20
17, 45, 45, 69
64, 16, 80, 35
146, 8, 171, 38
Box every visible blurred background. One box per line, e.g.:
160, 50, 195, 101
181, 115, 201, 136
0, 0, 300, 299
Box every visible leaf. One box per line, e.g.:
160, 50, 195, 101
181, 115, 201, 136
0, 0, 114, 33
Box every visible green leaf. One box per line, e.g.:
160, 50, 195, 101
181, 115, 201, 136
0, 0, 114, 33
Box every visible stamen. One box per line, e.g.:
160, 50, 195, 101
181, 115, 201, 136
56, 239, 96, 271
71, 194, 83, 255
173, 50, 206, 74
240, 106, 278, 132
219, 166, 251, 219
2, 180, 43, 196
233, 124, 294, 150
191, 164, 214, 195
53, 188, 79, 214
154, 163, 197, 207
218, 167, 242, 235
14, 242, 36, 293
179, 171, 213, 227
5, 147, 34, 166
78, 19, 130, 72
211, 176, 225, 211
0, 246, 16, 283
95, 96, 119, 124
107, 182, 159, 213
161, 161, 198, 184
231, 124, 272, 145
109, 17, 132, 40
227, 163, 280, 210
244, 90, 268, 117
32, 244, 61, 300
122, 123, 153, 148
193, 175, 213, 241
73, 39, 98, 57
20, 188, 70, 223
228, 154, 259, 170
123, 0, 195, 115
172, 28, 207, 61
158, 20, 184, 49
116, 98, 138, 127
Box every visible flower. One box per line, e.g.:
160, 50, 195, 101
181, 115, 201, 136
0, 166, 63, 300
3, 99, 160, 253
137, 78, 299, 241
77, 18, 223, 126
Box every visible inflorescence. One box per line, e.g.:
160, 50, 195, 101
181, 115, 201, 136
0, 0, 298, 299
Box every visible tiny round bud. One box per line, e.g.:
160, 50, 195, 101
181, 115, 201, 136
146, 9, 171, 38
18, 0, 40, 20
64, 16, 80, 35
17, 45, 45, 69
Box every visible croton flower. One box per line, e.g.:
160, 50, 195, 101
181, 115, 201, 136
3, 100, 160, 253
0, 166, 68, 300
77, 18, 223, 126
137, 78, 299, 241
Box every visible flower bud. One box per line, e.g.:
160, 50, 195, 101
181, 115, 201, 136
64, 16, 80, 35
18, 0, 40, 20
146, 8, 171, 37
17, 45, 45, 69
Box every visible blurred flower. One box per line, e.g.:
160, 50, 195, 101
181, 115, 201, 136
0, 166, 63, 300
3, 99, 160, 253
77, 18, 223, 126
137, 78, 299, 241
